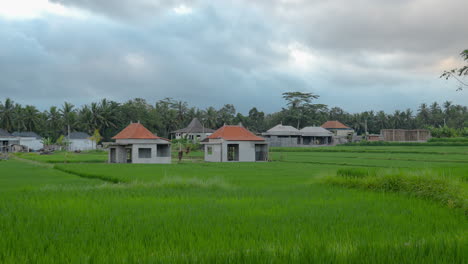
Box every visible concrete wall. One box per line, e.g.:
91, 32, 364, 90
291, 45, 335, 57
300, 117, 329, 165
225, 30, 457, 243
264, 135, 332, 147
175, 132, 212, 142
204, 144, 222, 162
204, 141, 268, 162
131, 143, 171, 164
109, 146, 127, 163
109, 143, 171, 164
18, 138, 43, 151
332, 129, 354, 137
69, 139, 95, 151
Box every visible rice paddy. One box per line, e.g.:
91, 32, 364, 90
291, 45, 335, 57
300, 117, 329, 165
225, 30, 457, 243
1, 145, 467, 263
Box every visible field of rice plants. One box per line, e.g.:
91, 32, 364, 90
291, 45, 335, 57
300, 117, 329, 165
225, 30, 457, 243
1, 145, 467, 263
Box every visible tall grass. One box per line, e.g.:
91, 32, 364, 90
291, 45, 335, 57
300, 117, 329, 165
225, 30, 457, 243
428, 137, 468, 143
327, 168, 468, 215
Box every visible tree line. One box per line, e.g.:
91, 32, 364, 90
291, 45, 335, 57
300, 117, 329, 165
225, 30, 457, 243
1, 94, 467, 142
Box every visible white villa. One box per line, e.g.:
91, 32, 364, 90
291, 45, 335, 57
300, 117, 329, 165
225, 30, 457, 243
68, 132, 95, 151
12, 132, 43, 151
172, 118, 215, 142
108, 123, 171, 164
1, 129, 43, 152
202, 125, 268, 162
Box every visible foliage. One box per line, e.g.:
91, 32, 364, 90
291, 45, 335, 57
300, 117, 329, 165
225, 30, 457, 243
1, 95, 467, 140
441, 49, 468, 90
55, 135, 70, 147
89, 129, 103, 145
327, 168, 467, 214
40, 137, 53, 146
428, 137, 468, 143
428, 125, 468, 138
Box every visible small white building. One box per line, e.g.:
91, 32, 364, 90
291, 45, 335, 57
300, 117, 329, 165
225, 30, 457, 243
172, 118, 215, 142
0, 129, 17, 153
68, 132, 95, 151
202, 125, 268, 162
108, 123, 171, 164
12, 132, 43, 151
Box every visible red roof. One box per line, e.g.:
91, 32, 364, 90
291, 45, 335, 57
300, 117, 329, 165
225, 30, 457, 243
321, 121, 351, 129
112, 123, 164, 140
207, 126, 265, 141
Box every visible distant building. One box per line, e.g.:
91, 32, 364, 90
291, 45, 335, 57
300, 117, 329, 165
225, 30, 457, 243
381, 129, 431, 142
299, 126, 334, 145
261, 124, 301, 147
0, 129, 18, 153
202, 125, 268, 162
172, 118, 215, 142
108, 123, 171, 164
261, 124, 333, 147
321, 121, 355, 137
68, 132, 95, 151
12, 132, 43, 151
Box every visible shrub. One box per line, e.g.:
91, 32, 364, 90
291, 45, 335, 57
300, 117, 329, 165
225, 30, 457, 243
326, 168, 468, 215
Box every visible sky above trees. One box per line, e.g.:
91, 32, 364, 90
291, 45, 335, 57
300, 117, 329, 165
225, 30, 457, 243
0, 0, 467, 113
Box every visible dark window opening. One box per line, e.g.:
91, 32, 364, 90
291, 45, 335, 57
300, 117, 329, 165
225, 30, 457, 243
207, 146, 213, 155
138, 148, 152, 158
157, 145, 171, 157
227, 144, 239, 161
126, 149, 132, 163
110, 148, 116, 163
255, 144, 268, 161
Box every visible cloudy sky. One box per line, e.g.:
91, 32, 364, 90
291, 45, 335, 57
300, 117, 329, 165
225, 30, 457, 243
1, 0, 467, 113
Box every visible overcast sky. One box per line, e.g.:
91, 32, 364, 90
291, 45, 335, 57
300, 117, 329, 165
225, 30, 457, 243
1, 0, 467, 113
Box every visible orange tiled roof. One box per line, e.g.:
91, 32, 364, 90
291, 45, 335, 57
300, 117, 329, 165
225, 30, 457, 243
112, 123, 164, 140
321, 121, 351, 129
207, 125, 265, 141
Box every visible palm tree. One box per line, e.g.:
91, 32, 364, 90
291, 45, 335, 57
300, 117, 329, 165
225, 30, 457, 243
23, 105, 40, 132
0, 98, 15, 132
60, 102, 76, 137
47, 106, 62, 140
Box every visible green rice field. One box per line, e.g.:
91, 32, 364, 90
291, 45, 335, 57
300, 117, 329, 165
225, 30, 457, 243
1, 145, 467, 263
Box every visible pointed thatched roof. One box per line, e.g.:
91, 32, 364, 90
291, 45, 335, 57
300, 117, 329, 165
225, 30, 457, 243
173, 118, 215, 134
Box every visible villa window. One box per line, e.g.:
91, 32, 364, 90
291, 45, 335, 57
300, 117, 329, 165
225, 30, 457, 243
138, 148, 152, 158
207, 146, 213, 155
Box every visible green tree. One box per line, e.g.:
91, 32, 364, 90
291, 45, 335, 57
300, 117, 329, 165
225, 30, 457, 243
60, 102, 76, 138
0, 98, 16, 132
441, 49, 468, 90
282, 91, 320, 129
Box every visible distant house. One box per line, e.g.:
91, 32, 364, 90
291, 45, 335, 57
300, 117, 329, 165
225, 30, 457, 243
68, 132, 95, 151
172, 118, 215, 142
108, 123, 171, 164
12, 132, 43, 151
321, 121, 355, 137
261, 124, 301, 147
299, 126, 334, 145
0, 129, 17, 153
202, 125, 268, 162
262, 124, 333, 147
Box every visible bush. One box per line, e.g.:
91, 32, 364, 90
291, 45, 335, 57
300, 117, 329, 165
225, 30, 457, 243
326, 168, 468, 215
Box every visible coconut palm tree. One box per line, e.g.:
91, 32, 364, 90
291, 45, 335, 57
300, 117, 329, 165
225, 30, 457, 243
0, 98, 15, 132
60, 102, 76, 138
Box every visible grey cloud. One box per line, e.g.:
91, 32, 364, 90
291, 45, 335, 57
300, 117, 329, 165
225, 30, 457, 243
1, 0, 467, 113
